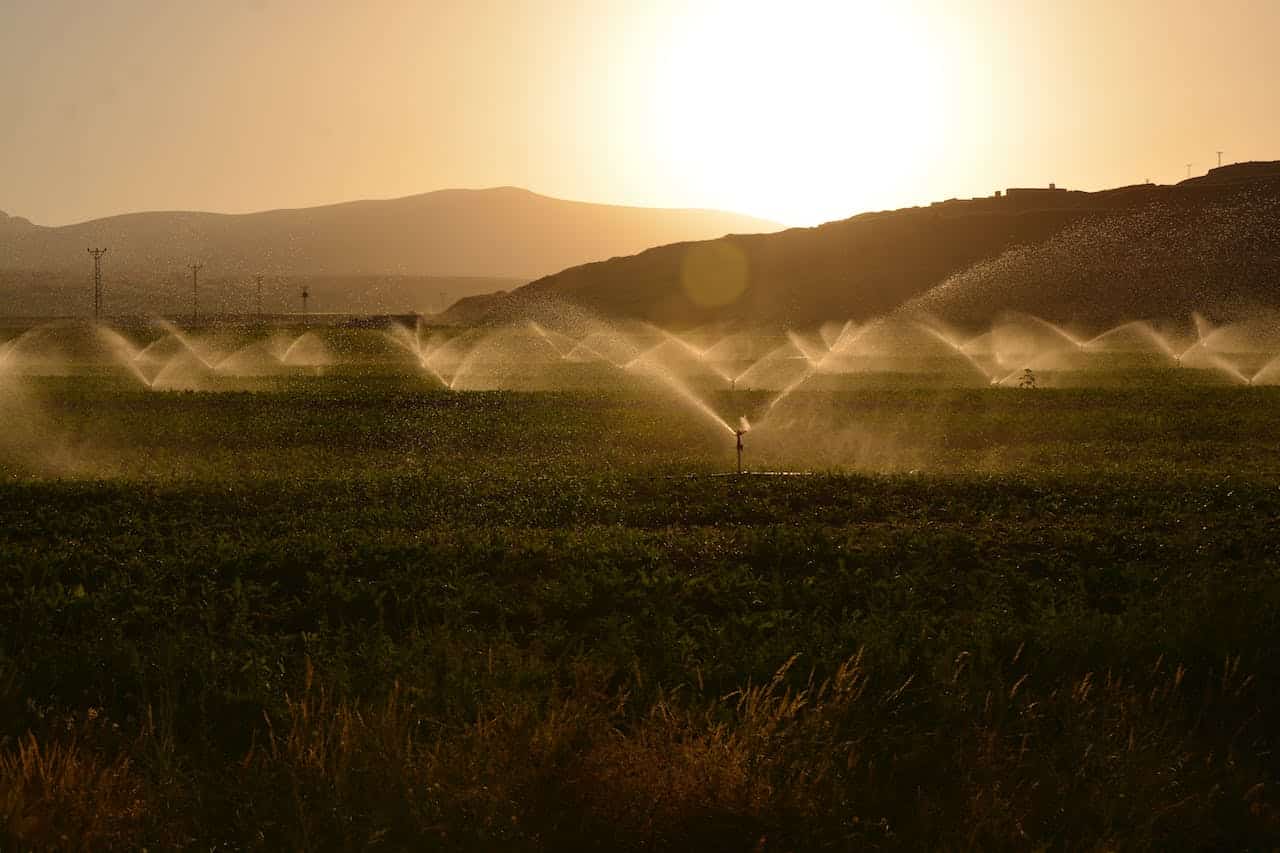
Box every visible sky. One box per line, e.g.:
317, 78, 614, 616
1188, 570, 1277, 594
2, 0, 1278, 228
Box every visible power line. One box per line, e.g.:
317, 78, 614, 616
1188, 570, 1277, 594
87, 248, 107, 322
189, 263, 204, 324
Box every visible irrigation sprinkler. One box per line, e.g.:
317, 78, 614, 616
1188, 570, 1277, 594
733, 416, 753, 474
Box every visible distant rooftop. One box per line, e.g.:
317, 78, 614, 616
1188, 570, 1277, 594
929, 183, 1081, 211
1006, 182, 1065, 193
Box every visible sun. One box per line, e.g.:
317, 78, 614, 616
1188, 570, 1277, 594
651, 1, 953, 226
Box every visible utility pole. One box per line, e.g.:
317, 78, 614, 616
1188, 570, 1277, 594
1186, 163, 1193, 179
1217, 151, 1224, 168
300, 285, 310, 316
87, 248, 107, 322
255, 274, 264, 321
189, 263, 204, 324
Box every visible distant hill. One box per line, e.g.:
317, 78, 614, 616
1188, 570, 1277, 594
453, 163, 1280, 328
1179, 160, 1280, 188
0, 189, 779, 316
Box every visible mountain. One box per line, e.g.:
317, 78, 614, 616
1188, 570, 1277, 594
0, 189, 780, 316
453, 163, 1280, 328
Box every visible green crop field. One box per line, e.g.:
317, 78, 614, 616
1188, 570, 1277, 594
3, 325, 1280, 849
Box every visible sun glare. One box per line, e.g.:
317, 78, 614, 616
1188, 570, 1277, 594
653, 1, 950, 225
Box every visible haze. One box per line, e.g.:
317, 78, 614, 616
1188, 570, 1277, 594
3, 0, 1278, 228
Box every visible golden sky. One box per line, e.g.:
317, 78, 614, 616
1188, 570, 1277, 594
3, 0, 1278, 227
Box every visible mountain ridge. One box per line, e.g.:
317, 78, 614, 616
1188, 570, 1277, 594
449, 162, 1280, 328
16, 186, 772, 230
0, 187, 780, 315
0, 187, 781, 280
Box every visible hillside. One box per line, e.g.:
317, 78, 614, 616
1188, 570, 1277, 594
454, 163, 1280, 328
0, 189, 778, 316
906, 194, 1280, 327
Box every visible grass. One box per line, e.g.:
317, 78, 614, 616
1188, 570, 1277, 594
0, 729, 149, 849
2, 370, 1280, 848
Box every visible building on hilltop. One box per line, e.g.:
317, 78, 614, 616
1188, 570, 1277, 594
1004, 183, 1085, 208
1005, 182, 1061, 201
930, 190, 1005, 212
927, 183, 1083, 214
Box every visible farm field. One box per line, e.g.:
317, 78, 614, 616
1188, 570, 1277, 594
10, 2, 1280, 848
3, 324, 1280, 848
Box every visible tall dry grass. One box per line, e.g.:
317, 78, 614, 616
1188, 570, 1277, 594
0, 730, 146, 851
3, 650, 1277, 849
